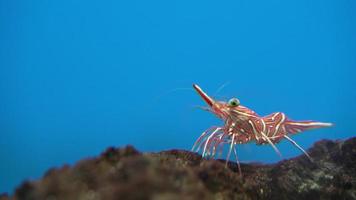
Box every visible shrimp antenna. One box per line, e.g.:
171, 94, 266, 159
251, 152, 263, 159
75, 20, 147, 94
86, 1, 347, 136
192, 105, 212, 112
214, 81, 230, 96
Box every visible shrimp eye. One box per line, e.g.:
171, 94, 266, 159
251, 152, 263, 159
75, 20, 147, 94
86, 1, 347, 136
228, 98, 240, 107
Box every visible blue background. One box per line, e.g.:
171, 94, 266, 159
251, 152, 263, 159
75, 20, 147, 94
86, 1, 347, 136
1, 0, 355, 194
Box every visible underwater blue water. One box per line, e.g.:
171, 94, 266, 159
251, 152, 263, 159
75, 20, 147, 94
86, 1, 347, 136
1, 0, 355, 194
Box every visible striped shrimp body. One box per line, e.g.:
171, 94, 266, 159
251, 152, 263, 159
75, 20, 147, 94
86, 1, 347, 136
191, 84, 333, 174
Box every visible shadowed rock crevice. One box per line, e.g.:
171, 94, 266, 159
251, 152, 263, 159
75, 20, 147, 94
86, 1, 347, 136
2, 137, 356, 200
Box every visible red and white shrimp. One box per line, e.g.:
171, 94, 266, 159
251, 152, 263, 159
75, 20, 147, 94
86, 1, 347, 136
191, 84, 333, 174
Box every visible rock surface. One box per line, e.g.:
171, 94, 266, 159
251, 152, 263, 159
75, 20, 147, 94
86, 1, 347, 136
2, 137, 355, 200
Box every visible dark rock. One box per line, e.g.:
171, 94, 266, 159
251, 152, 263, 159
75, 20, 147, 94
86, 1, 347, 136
6, 138, 356, 200
0, 193, 8, 200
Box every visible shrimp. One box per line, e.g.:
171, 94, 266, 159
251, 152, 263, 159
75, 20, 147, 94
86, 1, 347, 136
191, 84, 333, 175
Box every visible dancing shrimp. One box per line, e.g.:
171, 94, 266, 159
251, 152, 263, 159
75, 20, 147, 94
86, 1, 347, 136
191, 84, 333, 174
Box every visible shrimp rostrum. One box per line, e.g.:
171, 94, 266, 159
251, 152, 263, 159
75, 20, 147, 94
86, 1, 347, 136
191, 84, 333, 174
